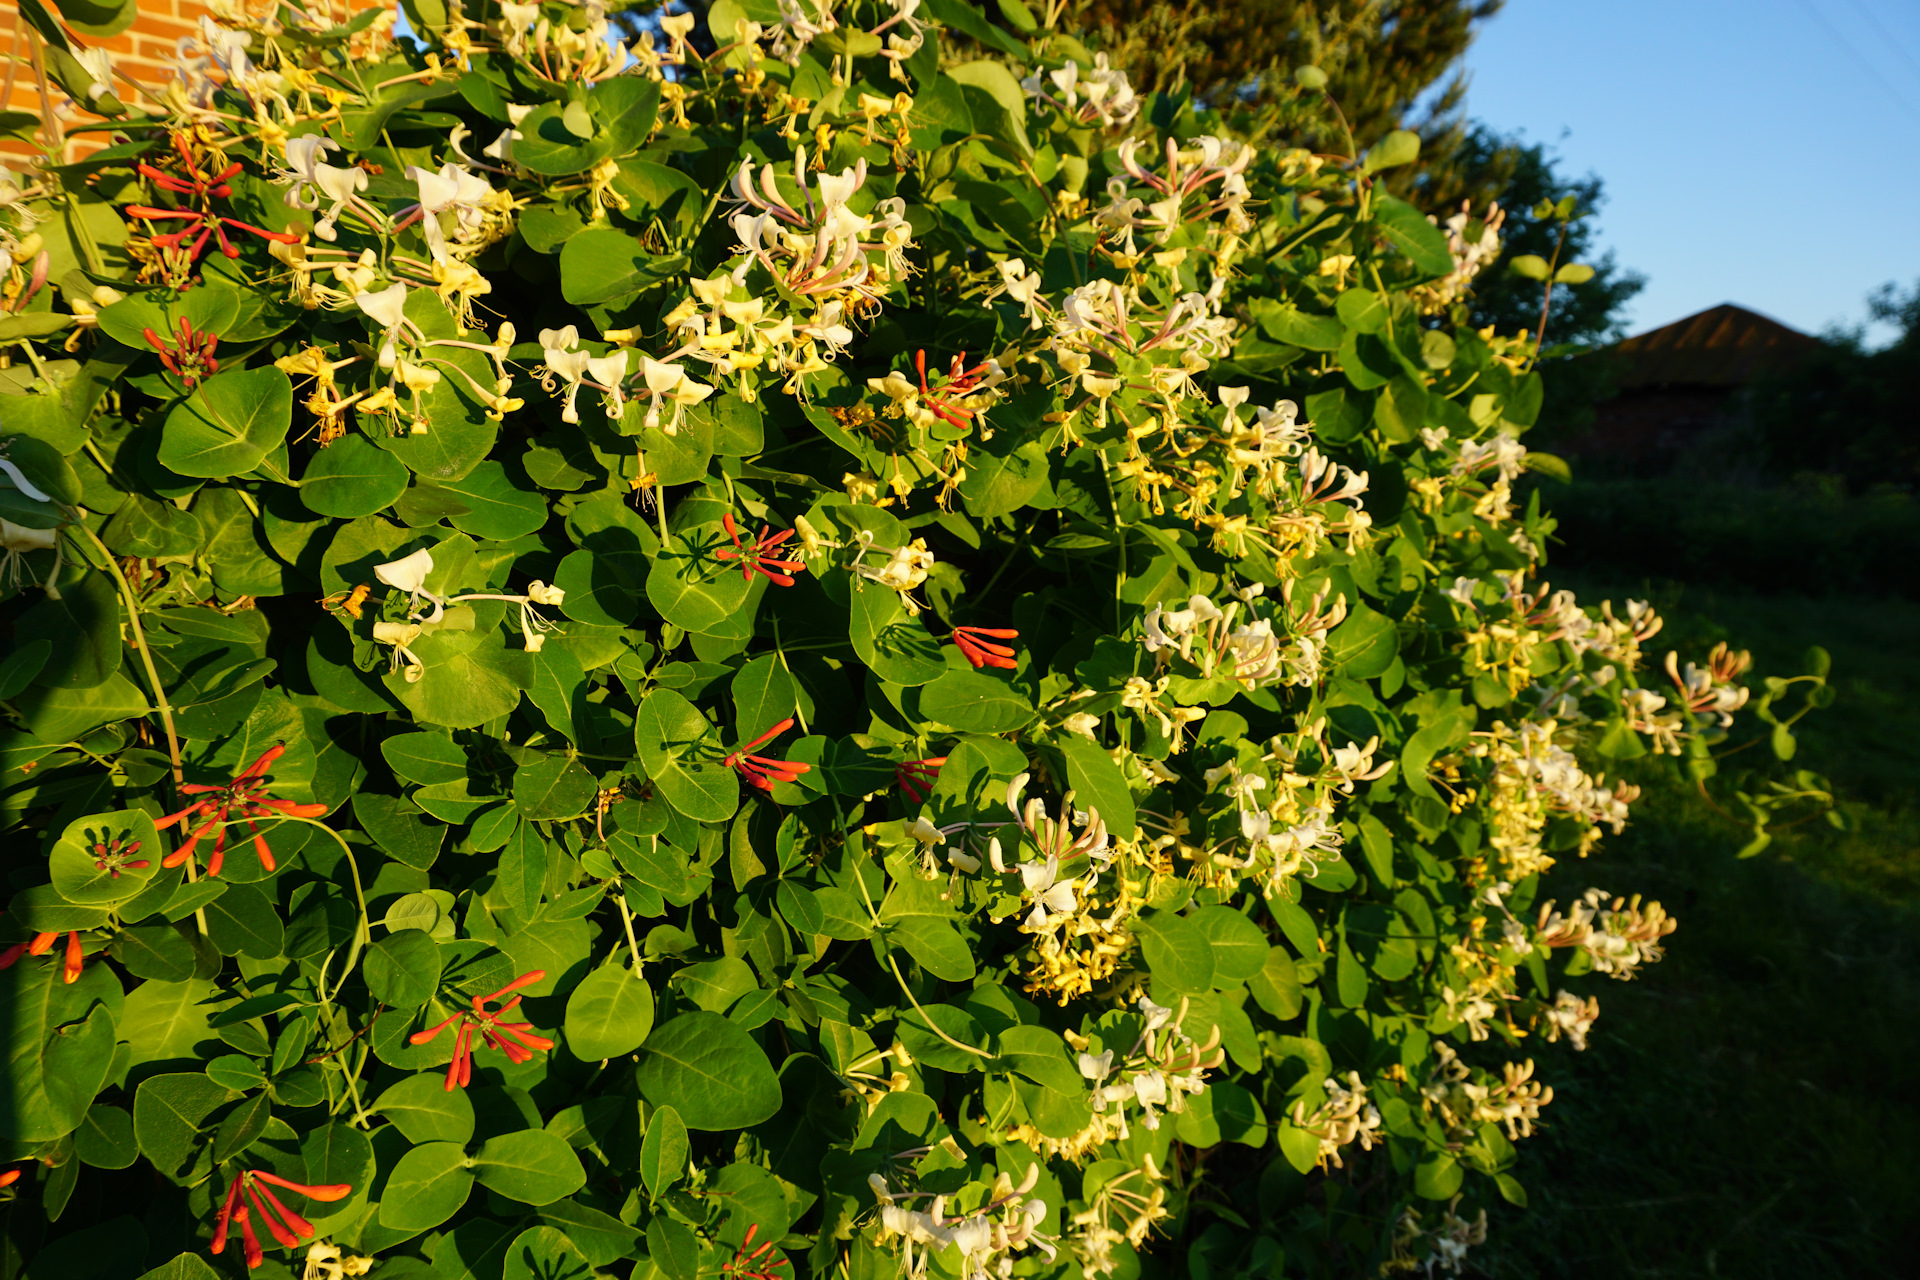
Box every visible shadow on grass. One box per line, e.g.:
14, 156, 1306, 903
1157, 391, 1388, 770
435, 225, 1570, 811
1480, 582, 1920, 1278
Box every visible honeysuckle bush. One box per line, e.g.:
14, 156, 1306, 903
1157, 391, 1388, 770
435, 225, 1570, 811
0, 0, 1841, 1276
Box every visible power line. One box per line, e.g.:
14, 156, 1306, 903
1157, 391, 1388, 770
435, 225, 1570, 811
1791, 0, 1920, 125
1839, 0, 1920, 94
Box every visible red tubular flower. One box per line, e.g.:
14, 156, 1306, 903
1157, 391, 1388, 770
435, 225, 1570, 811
0, 931, 87, 984
92, 832, 150, 878
127, 133, 298, 267
211, 1167, 352, 1269
0, 932, 52, 971
409, 970, 554, 1091
724, 719, 811, 792
715, 513, 806, 587
913, 348, 998, 429
142, 316, 221, 388
725, 1224, 789, 1280
951, 626, 1019, 670
894, 756, 947, 804
156, 745, 328, 878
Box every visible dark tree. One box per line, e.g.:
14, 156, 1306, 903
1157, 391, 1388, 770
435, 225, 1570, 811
1430, 126, 1644, 352
1749, 281, 1920, 491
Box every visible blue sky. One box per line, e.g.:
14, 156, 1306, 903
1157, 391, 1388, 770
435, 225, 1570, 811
1455, 0, 1920, 343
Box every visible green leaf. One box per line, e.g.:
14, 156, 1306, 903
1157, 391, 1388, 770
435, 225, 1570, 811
1414, 1149, 1463, 1199
300, 435, 410, 517
1191, 906, 1267, 984
560, 227, 681, 305
1334, 287, 1389, 335
48, 806, 160, 905
1277, 1118, 1323, 1174
375, 1071, 476, 1145
849, 587, 947, 686
1253, 301, 1344, 351
640, 1104, 689, 1196
388, 632, 528, 729
646, 527, 756, 639
1508, 254, 1551, 281
564, 961, 656, 1060
15, 571, 122, 690
353, 791, 445, 871
156, 366, 293, 479
471, 1128, 588, 1205
1373, 194, 1454, 276
1134, 910, 1215, 997
0, 637, 50, 699
1328, 602, 1399, 679
648, 1217, 701, 1280
1363, 129, 1420, 172
365, 928, 444, 1007
898, 1003, 991, 1072
1051, 731, 1135, 840
635, 689, 739, 823
889, 915, 976, 981
203, 882, 284, 958
501, 1226, 597, 1280
382, 730, 468, 785
211, 1091, 271, 1162
118, 976, 218, 1067
379, 1141, 475, 1231
133, 1072, 237, 1179
635, 1012, 780, 1131
1246, 946, 1303, 1019
77, 1103, 139, 1169
997, 1025, 1079, 1093
539, 1200, 641, 1267
920, 666, 1034, 733
433, 460, 549, 540
513, 754, 598, 821
133, 1256, 224, 1280
730, 653, 799, 737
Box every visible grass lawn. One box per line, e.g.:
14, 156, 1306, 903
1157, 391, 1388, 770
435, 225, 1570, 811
1477, 581, 1920, 1278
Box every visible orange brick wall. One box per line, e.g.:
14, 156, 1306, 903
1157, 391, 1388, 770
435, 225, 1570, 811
0, 0, 387, 159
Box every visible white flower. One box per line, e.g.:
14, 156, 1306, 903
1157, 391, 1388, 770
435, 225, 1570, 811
72, 47, 113, 101
1018, 856, 1078, 927
0, 458, 53, 504
526, 581, 565, 606
354, 283, 411, 367
374, 548, 434, 595
1077, 1049, 1114, 1081
406, 163, 497, 263
1445, 577, 1480, 607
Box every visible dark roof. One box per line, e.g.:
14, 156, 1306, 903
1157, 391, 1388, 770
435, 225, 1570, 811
1607, 303, 1823, 391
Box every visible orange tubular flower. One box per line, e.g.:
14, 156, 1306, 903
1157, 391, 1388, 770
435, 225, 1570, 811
895, 756, 948, 804
715, 513, 806, 587
211, 1167, 353, 1269
127, 133, 299, 266
724, 719, 811, 792
914, 348, 997, 428
0, 931, 86, 984
0, 1167, 20, 1189
952, 626, 1019, 670
156, 745, 329, 878
143, 317, 221, 389
409, 970, 554, 1091
724, 1224, 790, 1280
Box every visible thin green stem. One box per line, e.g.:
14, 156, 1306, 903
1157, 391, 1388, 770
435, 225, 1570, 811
75, 524, 182, 787
885, 953, 995, 1060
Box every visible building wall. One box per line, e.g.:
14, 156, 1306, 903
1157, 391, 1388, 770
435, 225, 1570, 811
0, 0, 385, 160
